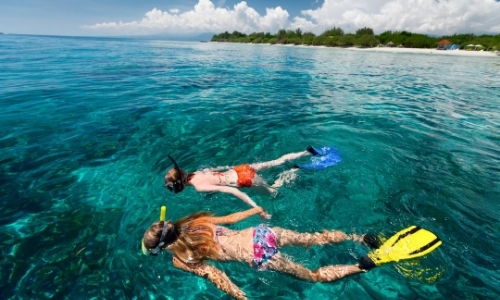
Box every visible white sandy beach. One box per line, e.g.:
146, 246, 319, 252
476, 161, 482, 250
346, 46, 498, 57
263, 43, 498, 58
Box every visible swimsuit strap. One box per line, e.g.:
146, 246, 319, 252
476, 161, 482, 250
215, 226, 224, 236
214, 226, 223, 245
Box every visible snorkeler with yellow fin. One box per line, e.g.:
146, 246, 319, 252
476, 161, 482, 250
359, 225, 442, 270
141, 205, 443, 299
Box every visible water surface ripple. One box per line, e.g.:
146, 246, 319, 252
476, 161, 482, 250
1, 35, 499, 299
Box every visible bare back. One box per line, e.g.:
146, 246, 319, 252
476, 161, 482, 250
208, 224, 255, 264
189, 170, 239, 188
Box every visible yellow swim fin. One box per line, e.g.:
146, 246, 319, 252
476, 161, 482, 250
359, 226, 442, 270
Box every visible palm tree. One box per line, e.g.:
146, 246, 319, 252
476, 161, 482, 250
295, 28, 302, 37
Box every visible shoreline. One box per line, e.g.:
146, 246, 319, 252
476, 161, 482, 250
345, 46, 498, 57
216, 42, 498, 58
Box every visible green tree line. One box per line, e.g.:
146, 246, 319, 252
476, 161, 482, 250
211, 27, 500, 51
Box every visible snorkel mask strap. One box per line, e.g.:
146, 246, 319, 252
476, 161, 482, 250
149, 221, 168, 255
142, 205, 176, 256
167, 154, 185, 193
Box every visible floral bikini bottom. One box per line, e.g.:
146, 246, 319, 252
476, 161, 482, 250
252, 224, 278, 270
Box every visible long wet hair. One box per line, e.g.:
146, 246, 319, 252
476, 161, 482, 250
143, 212, 220, 264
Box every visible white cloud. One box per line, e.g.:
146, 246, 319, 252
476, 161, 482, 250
82, 0, 500, 35
296, 0, 500, 35
83, 0, 289, 35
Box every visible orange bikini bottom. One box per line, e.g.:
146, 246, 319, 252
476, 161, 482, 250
233, 164, 256, 187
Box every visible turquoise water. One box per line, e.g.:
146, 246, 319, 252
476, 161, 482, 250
1, 34, 499, 299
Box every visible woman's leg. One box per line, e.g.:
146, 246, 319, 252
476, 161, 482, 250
270, 168, 299, 189
249, 174, 278, 196
265, 254, 364, 282
251, 151, 310, 172
273, 228, 364, 247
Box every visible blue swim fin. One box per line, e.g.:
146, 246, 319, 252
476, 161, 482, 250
296, 146, 341, 170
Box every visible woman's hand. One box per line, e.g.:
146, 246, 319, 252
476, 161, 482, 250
234, 290, 247, 300
259, 210, 272, 220
252, 206, 271, 219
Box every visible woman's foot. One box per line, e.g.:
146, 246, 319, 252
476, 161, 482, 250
363, 234, 382, 249
358, 256, 377, 271
306, 146, 320, 156
350, 234, 364, 243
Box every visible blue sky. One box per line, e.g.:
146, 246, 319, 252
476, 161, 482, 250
1, 0, 500, 36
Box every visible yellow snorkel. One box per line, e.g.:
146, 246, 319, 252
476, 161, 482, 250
160, 206, 166, 222
142, 206, 167, 255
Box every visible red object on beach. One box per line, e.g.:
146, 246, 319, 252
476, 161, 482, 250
437, 40, 452, 45
436, 39, 453, 50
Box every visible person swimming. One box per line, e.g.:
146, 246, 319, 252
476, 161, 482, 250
143, 206, 370, 299
142, 207, 442, 300
164, 147, 319, 219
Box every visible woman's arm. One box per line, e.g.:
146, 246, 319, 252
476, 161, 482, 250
209, 207, 263, 225
172, 257, 246, 300
195, 185, 258, 207
195, 185, 271, 219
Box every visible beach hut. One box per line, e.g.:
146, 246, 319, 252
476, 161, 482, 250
385, 41, 394, 47
436, 39, 452, 50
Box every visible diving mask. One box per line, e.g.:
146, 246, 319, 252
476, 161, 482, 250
142, 206, 177, 256
165, 155, 185, 193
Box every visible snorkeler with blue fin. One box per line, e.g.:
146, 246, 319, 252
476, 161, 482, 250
142, 205, 443, 299
163, 146, 340, 219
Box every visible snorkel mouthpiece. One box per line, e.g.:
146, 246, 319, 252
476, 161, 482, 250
166, 155, 185, 193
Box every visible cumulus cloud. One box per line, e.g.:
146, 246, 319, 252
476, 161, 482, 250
296, 0, 500, 35
82, 0, 500, 35
83, 0, 290, 35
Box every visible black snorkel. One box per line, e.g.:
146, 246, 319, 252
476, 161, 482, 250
165, 154, 186, 193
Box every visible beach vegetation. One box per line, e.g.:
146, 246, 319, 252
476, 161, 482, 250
252, 37, 263, 44
268, 38, 278, 45
356, 27, 374, 35
295, 28, 303, 38
337, 35, 356, 47
211, 28, 500, 51
357, 35, 380, 48
285, 29, 300, 38
302, 32, 316, 45
277, 29, 287, 38
321, 27, 344, 37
